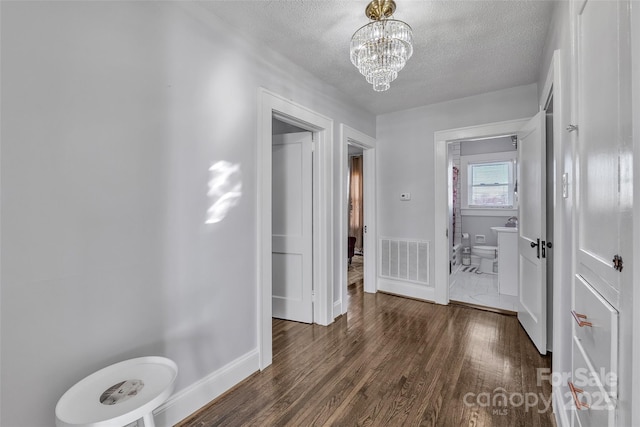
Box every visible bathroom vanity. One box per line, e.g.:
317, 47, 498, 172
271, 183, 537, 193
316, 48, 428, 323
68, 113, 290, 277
491, 227, 518, 296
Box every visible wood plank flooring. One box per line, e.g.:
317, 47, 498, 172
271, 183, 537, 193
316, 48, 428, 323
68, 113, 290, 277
176, 282, 555, 427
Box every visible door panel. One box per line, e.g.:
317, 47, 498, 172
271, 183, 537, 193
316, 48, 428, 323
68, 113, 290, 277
362, 149, 376, 293
517, 111, 547, 354
576, 0, 622, 307
272, 132, 313, 323
573, 0, 632, 424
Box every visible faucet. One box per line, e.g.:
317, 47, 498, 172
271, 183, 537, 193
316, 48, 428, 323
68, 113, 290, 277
505, 216, 518, 228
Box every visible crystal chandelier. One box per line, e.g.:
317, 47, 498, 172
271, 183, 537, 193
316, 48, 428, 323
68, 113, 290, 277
350, 0, 413, 92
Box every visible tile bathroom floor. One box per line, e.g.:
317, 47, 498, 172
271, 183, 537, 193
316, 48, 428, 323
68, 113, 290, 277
449, 265, 519, 312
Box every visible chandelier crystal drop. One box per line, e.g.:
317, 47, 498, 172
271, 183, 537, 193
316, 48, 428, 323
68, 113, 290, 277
350, 0, 413, 92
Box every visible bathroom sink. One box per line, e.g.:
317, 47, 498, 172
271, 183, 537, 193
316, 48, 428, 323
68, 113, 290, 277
491, 226, 518, 234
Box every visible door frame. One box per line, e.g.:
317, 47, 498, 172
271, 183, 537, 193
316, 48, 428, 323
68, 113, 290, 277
540, 49, 573, 427
271, 131, 314, 323
338, 125, 376, 317
257, 88, 334, 370
434, 118, 530, 304
632, 3, 640, 423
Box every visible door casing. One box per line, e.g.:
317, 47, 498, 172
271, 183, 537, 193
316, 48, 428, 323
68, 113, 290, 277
258, 89, 334, 370
434, 119, 530, 304
338, 125, 377, 318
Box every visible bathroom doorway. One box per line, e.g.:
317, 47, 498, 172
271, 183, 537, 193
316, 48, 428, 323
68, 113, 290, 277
447, 135, 520, 312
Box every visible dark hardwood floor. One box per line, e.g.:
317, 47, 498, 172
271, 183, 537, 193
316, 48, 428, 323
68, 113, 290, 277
177, 282, 555, 426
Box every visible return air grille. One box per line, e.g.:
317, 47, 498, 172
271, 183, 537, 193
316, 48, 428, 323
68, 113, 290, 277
379, 238, 429, 285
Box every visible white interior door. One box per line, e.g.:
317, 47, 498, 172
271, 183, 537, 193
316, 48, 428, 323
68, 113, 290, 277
575, 0, 626, 308
362, 148, 376, 293
517, 111, 547, 354
272, 132, 313, 323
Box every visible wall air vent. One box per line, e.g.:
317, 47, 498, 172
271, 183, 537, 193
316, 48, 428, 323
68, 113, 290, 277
379, 238, 429, 285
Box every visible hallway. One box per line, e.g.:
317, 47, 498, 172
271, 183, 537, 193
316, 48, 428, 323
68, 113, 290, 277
178, 285, 554, 426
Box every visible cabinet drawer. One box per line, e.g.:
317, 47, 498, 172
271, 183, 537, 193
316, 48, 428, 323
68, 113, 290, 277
572, 337, 616, 427
572, 274, 618, 391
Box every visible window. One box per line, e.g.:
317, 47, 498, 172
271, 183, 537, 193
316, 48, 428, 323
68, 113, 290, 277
461, 152, 516, 211
468, 161, 514, 207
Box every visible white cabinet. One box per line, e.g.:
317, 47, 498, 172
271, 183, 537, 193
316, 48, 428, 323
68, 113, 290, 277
571, 277, 618, 427
492, 227, 518, 296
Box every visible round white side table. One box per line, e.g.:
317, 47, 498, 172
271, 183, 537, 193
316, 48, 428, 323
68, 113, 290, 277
55, 356, 178, 427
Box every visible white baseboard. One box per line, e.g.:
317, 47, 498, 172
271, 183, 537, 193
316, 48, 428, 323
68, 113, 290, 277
553, 385, 571, 427
333, 300, 343, 319
153, 349, 259, 427
377, 278, 436, 302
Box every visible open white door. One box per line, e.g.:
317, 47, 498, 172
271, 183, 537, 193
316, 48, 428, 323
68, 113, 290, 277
272, 132, 313, 323
517, 111, 547, 354
362, 148, 376, 293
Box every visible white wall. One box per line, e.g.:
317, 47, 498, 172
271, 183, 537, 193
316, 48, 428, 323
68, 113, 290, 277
376, 84, 538, 286
0, 2, 374, 426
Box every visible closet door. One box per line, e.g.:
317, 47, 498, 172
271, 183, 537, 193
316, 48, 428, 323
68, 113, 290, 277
572, 0, 632, 424
575, 0, 630, 308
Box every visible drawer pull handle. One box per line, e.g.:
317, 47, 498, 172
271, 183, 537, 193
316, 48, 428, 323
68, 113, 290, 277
569, 381, 590, 409
571, 310, 593, 327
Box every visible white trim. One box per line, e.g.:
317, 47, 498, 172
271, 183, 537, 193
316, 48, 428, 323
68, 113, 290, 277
434, 118, 531, 305
632, 2, 640, 424
153, 350, 259, 427
461, 209, 518, 217
552, 385, 571, 427
338, 125, 376, 317
362, 148, 377, 295
377, 279, 435, 301
333, 300, 342, 319
258, 88, 334, 370
542, 49, 572, 427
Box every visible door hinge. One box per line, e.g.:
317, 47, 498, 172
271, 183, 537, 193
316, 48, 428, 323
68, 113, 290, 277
311, 291, 316, 302
364, 225, 367, 233
311, 141, 316, 152
446, 228, 449, 238
618, 155, 621, 194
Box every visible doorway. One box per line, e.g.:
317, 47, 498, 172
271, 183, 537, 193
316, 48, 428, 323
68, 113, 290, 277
338, 125, 377, 318
258, 89, 334, 370
447, 135, 520, 313
435, 99, 560, 356
347, 144, 364, 290
434, 119, 530, 305
272, 119, 314, 324
435, 117, 553, 353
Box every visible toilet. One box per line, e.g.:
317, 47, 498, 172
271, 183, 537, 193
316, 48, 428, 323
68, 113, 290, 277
471, 245, 498, 274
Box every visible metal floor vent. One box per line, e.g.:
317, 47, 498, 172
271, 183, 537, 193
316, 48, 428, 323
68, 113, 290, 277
379, 238, 429, 285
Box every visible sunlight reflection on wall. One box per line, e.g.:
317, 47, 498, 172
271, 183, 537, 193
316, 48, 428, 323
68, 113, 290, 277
206, 161, 242, 224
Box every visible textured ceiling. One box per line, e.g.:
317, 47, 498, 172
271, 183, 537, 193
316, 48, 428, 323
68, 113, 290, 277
197, 1, 555, 115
